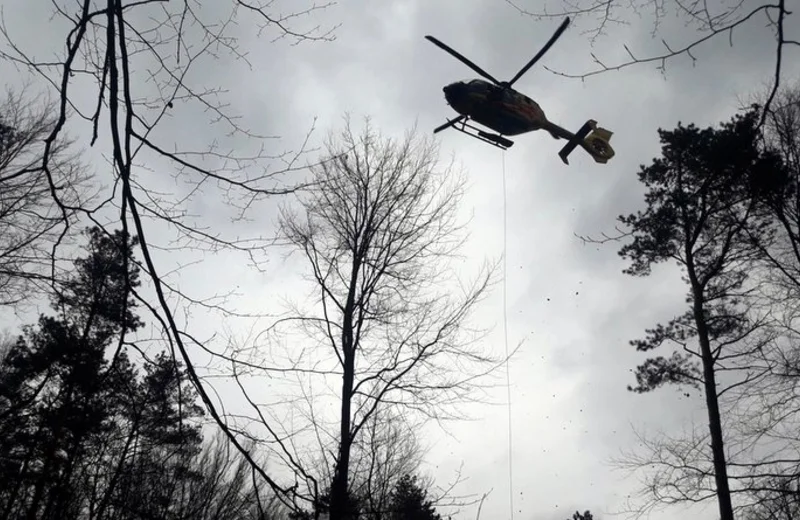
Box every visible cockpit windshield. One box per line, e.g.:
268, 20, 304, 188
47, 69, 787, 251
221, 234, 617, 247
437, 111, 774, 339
466, 79, 490, 91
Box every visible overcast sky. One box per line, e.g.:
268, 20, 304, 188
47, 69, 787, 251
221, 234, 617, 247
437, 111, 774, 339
1, 1, 798, 519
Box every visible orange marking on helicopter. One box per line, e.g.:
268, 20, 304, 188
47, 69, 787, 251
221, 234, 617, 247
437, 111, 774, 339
426, 18, 615, 163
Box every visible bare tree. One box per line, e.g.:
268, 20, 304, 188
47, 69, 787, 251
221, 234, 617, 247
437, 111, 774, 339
505, 0, 795, 122
0, 1, 338, 512
0, 87, 90, 306
167, 431, 287, 520
349, 409, 425, 520
270, 118, 503, 520
720, 80, 800, 520
742, 477, 800, 520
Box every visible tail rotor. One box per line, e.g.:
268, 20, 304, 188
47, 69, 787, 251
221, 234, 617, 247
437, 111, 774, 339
558, 120, 615, 165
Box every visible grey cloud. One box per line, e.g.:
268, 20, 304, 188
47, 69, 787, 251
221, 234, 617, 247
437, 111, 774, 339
1, 2, 794, 519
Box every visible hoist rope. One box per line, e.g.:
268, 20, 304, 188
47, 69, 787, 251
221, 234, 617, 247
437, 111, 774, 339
501, 149, 514, 520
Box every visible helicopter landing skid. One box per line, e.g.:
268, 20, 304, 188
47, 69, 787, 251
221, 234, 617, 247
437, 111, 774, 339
448, 118, 514, 150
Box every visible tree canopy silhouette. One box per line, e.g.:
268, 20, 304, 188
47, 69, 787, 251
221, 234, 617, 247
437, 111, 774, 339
613, 108, 785, 520
271, 119, 500, 520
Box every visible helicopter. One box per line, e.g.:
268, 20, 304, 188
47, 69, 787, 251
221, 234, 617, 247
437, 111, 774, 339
425, 17, 615, 165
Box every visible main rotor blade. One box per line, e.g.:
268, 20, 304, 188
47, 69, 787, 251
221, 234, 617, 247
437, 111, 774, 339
425, 35, 501, 85
507, 16, 570, 87
434, 115, 466, 133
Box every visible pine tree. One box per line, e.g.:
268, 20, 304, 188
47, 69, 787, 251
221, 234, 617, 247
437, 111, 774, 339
617, 109, 784, 520
387, 474, 441, 520
109, 352, 205, 520
0, 226, 248, 520
0, 226, 142, 519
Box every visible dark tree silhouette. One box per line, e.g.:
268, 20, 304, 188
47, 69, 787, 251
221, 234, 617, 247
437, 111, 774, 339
606, 109, 783, 520
104, 352, 206, 520
269, 119, 501, 520
0, 226, 142, 519
1, 1, 339, 510
591, 85, 800, 520
350, 409, 426, 520
0, 225, 285, 520
386, 474, 442, 520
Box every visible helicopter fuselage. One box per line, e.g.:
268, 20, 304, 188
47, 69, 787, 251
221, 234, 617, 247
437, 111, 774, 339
442, 79, 549, 136
426, 19, 615, 164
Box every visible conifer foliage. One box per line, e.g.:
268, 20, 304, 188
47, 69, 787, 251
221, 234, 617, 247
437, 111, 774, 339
617, 109, 785, 520
0, 226, 277, 520
386, 474, 442, 520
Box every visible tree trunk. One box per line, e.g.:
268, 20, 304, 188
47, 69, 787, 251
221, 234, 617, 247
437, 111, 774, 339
692, 286, 735, 520
330, 351, 355, 520
330, 252, 362, 520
